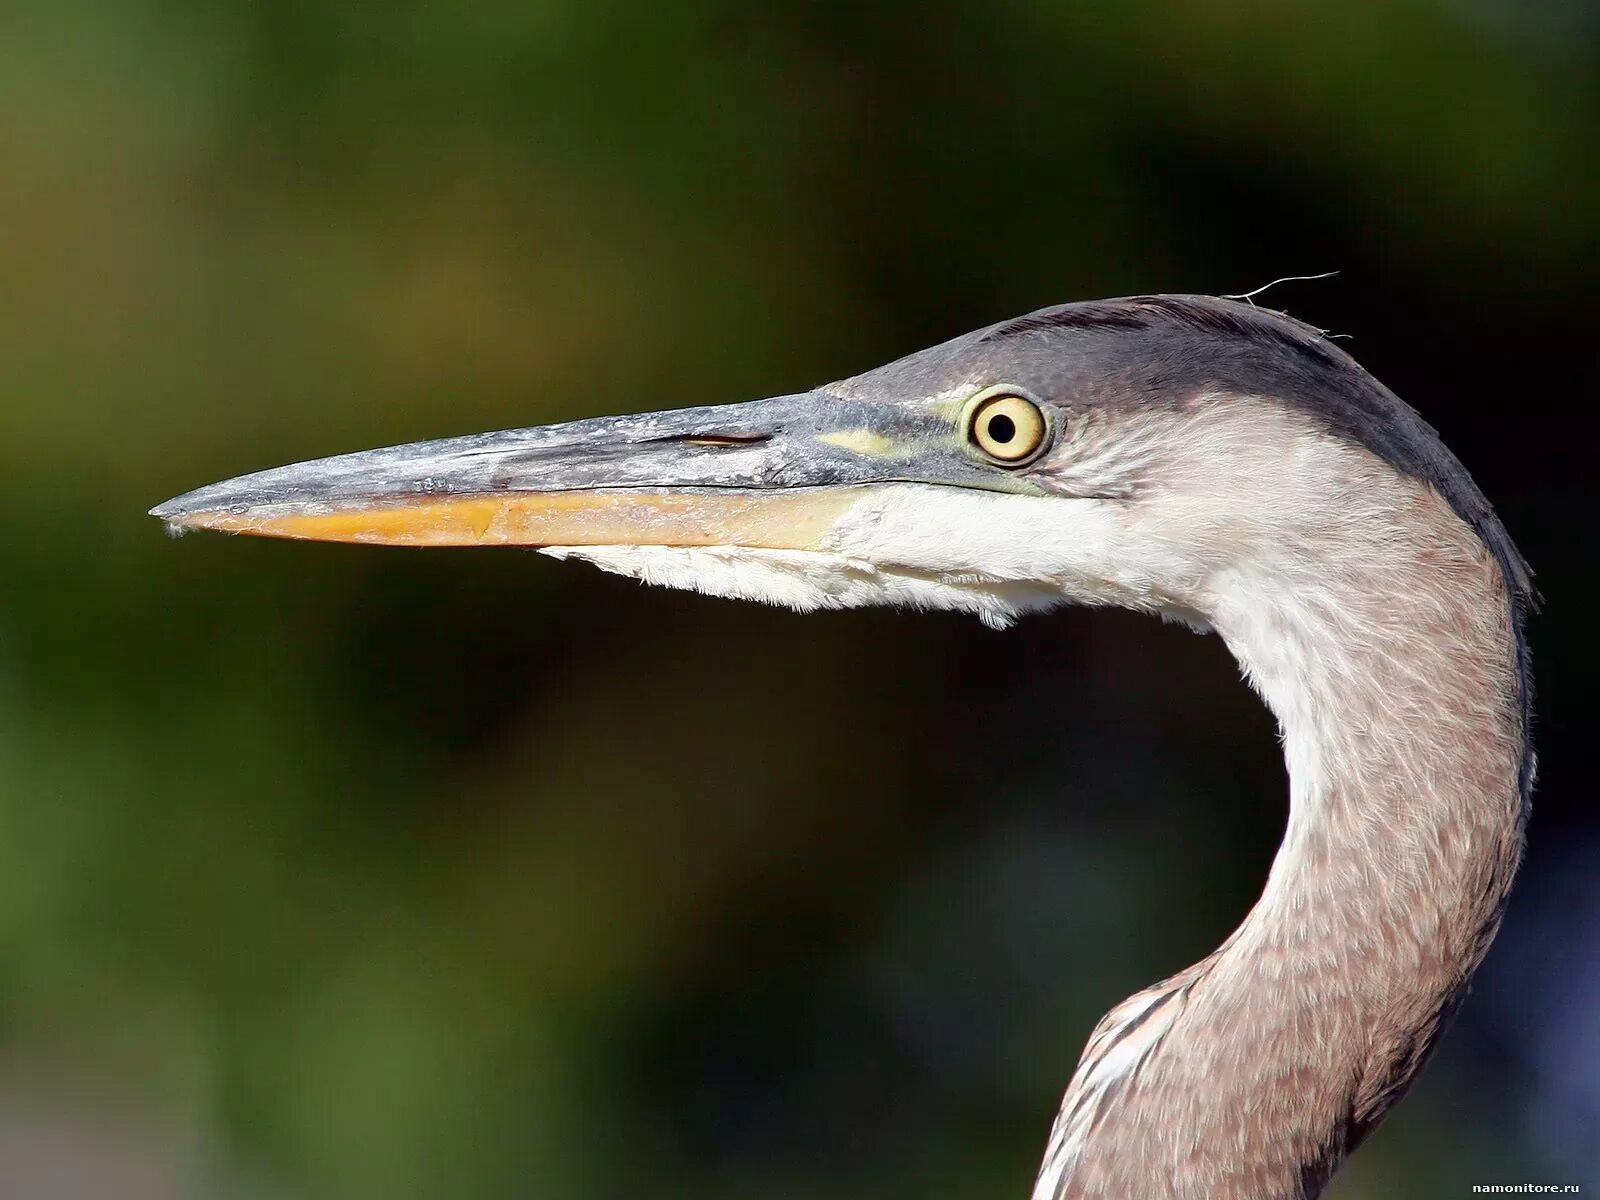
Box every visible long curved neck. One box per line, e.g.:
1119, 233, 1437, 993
1035, 482, 1530, 1200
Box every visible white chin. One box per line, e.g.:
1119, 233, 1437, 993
537, 544, 1063, 630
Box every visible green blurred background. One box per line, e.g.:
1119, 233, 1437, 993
1, 1, 1596, 1196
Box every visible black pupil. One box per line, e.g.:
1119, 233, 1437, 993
986, 413, 1017, 444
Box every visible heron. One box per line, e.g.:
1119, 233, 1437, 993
151, 295, 1534, 1199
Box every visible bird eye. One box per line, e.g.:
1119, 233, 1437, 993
966, 392, 1048, 465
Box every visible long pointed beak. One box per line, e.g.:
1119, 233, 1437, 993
150, 392, 979, 550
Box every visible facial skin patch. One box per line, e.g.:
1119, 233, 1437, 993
815, 428, 904, 458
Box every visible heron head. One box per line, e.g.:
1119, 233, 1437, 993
151, 295, 1528, 630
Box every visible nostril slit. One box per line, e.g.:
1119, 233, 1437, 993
648, 432, 773, 447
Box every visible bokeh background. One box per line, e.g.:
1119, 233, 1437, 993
2, 1, 1597, 1196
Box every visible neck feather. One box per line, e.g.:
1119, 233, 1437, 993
1036, 473, 1529, 1200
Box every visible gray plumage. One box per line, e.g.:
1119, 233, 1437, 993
152, 294, 1535, 1200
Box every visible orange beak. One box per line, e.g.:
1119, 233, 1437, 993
149, 392, 932, 552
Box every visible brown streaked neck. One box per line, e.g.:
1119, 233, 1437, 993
1039, 479, 1530, 1200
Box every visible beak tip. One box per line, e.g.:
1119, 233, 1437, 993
149, 494, 195, 522
150, 492, 212, 534
151, 474, 236, 520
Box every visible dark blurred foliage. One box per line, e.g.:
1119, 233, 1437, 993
1, 1, 1596, 1196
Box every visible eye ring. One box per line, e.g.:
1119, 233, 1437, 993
963, 389, 1050, 465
